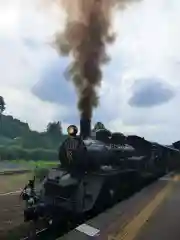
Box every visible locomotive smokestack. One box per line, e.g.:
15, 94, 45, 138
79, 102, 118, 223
80, 118, 91, 139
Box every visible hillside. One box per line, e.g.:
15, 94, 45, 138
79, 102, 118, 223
0, 114, 68, 161
0, 114, 179, 161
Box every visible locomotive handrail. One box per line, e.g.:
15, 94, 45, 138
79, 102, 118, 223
54, 196, 76, 203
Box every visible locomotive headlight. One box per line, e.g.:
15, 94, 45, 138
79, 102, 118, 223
67, 125, 78, 136
68, 126, 74, 134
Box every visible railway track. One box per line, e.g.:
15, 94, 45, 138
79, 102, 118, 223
2, 220, 73, 240
0, 192, 50, 240
0, 169, 31, 175
0, 172, 32, 239
0, 172, 167, 239
21, 227, 48, 240
13, 177, 160, 240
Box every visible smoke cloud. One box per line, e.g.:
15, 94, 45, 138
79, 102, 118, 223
54, 0, 139, 119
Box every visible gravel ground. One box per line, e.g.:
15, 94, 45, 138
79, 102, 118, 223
0, 173, 32, 194
0, 173, 33, 239
0, 194, 24, 232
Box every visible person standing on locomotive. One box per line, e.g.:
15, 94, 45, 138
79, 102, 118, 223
58, 125, 88, 174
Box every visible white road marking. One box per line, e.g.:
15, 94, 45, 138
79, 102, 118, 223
76, 223, 100, 236
0, 190, 22, 196
160, 171, 174, 181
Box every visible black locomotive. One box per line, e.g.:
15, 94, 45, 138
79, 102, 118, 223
20, 118, 180, 229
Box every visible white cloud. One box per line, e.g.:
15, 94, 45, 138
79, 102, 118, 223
0, 0, 68, 131
1, 87, 68, 130
0, 0, 180, 144
98, 0, 180, 144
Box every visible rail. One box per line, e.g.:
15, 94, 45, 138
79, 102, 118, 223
0, 169, 32, 175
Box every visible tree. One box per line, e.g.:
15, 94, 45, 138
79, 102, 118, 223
0, 96, 5, 115
46, 121, 62, 138
93, 122, 106, 131
0, 96, 5, 137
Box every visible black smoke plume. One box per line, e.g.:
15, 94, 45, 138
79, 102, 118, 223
54, 0, 139, 119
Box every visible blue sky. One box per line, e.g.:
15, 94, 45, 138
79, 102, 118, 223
0, 0, 180, 144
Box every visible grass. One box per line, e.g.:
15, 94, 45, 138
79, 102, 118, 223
0, 160, 59, 193
29, 160, 59, 168
11, 160, 60, 183
10, 159, 59, 169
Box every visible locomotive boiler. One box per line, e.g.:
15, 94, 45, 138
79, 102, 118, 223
20, 118, 179, 230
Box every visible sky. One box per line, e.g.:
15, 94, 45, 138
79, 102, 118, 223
0, 0, 180, 144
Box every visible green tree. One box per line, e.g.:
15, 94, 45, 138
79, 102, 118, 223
46, 121, 62, 136
46, 121, 63, 148
0, 96, 5, 115
0, 113, 68, 160
0, 96, 5, 136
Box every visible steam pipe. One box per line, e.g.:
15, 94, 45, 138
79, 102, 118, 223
80, 118, 91, 139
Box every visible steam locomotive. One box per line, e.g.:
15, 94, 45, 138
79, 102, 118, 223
20, 119, 180, 229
